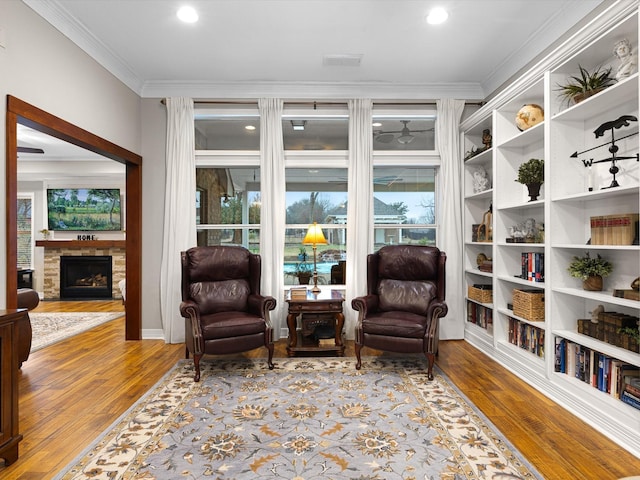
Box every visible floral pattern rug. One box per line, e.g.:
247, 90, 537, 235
54, 357, 542, 479
30, 312, 124, 352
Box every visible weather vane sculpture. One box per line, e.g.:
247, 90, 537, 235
571, 115, 639, 190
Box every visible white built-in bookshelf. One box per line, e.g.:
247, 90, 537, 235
461, 2, 640, 457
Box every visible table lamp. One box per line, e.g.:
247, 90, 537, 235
303, 222, 327, 293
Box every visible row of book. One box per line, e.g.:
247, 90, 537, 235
466, 300, 493, 331
590, 213, 639, 246
508, 317, 545, 358
520, 252, 544, 282
555, 337, 640, 409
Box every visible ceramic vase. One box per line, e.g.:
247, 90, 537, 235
526, 182, 541, 201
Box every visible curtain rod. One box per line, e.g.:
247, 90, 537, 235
160, 99, 485, 107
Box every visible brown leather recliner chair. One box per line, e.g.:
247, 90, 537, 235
180, 245, 276, 381
351, 245, 448, 380
17, 288, 39, 367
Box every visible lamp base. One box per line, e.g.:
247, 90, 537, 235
311, 285, 321, 294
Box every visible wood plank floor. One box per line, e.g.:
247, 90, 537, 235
2, 300, 639, 479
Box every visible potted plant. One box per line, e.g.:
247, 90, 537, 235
39, 228, 50, 240
618, 325, 640, 353
556, 65, 616, 106
286, 261, 312, 285
567, 252, 613, 291
515, 158, 544, 201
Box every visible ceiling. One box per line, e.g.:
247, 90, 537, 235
18, 0, 607, 182
24, 0, 605, 99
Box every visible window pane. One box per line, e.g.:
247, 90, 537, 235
374, 227, 436, 250
285, 168, 348, 285
372, 116, 435, 151
17, 197, 32, 269
195, 116, 260, 150
196, 167, 260, 248
373, 167, 436, 248
283, 117, 348, 150
197, 228, 260, 252
284, 227, 347, 286
196, 167, 261, 225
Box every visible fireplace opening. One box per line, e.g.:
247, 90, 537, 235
60, 256, 113, 299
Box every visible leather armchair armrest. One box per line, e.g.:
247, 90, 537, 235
351, 294, 379, 317
180, 299, 200, 319
248, 294, 277, 318
180, 300, 204, 355
426, 300, 448, 323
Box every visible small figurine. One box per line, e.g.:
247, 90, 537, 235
482, 129, 492, 150
590, 304, 604, 324
472, 166, 490, 193
613, 38, 637, 81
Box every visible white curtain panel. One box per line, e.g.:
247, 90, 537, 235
345, 99, 373, 339
160, 97, 197, 343
258, 98, 286, 339
436, 99, 465, 339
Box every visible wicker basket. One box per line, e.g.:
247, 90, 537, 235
468, 285, 493, 304
512, 289, 544, 321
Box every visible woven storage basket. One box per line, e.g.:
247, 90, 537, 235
512, 289, 544, 321
468, 285, 493, 304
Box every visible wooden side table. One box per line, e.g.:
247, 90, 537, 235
286, 289, 345, 356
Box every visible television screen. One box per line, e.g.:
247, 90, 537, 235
47, 188, 122, 231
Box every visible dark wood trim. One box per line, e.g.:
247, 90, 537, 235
5, 109, 18, 308
6, 95, 143, 340
35, 240, 126, 249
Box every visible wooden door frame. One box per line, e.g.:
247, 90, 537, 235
6, 95, 143, 340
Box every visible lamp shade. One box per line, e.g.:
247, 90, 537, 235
303, 222, 327, 245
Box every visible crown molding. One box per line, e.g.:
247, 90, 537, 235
23, 0, 143, 94
461, 0, 639, 131
140, 80, 485, 101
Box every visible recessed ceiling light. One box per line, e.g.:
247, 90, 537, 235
372, 122, 382, 127
177, 6, 199, 23
426, 7, 448, 25
245, 125, 256, 131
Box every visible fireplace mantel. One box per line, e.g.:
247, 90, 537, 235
36, 240, 126, 249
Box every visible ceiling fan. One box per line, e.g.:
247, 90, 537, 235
374, 120, 432, 144
17, 146, 45, 154
329, 174, 403, 186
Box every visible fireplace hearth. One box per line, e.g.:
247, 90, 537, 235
60, 256, 113, 299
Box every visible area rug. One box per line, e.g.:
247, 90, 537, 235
29, 312, 124, 352
54, 357, 542, 479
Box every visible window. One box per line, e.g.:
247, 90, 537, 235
195, 167, 261, 252
17, 195, 33, 269
372, 114, 436, 151
285, 168, 347, 286
194, 107, 260, 150
282, 115, 348, 150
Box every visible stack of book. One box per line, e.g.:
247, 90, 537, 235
289, 287, 307, 300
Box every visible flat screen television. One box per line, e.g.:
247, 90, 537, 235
47, 188, 122, 231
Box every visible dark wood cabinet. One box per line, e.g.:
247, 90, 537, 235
0, 309, 27, 466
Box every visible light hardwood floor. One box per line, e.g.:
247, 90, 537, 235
2, 300, 639, 479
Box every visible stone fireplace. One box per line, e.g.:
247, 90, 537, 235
38, 240, 125, 300
60, 255, 112, 299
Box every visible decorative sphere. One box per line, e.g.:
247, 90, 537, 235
515, 104, 544, 131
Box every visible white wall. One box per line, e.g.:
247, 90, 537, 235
0, 1, 141, 307
140, 98, 167, 334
